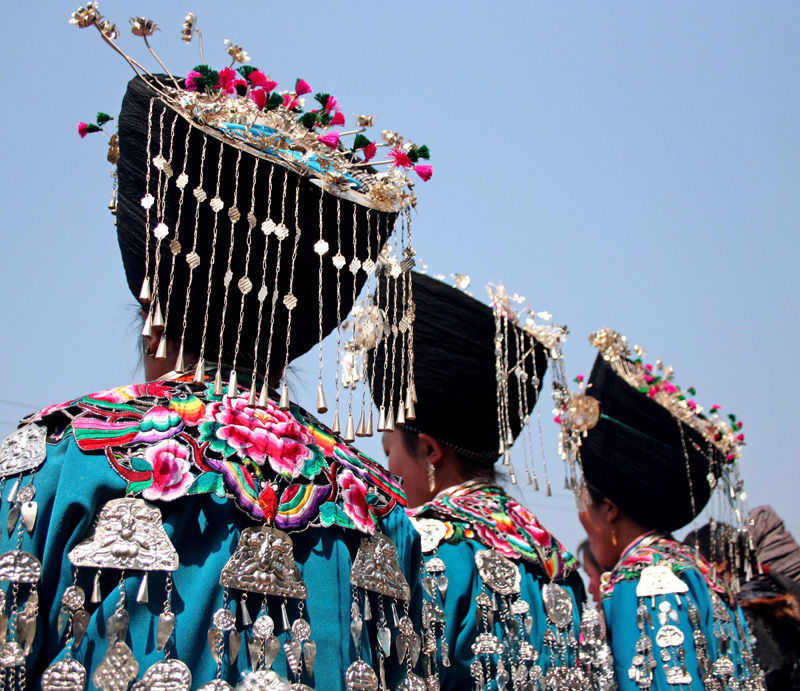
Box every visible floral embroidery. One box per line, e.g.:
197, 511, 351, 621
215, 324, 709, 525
410, 484, 577, 580
140, 438, 194, 501
199, 394, 313, 478
26, 376, 405, 533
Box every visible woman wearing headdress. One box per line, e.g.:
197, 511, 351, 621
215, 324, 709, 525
367, 272, 590, 691
0, 8, 431, 690
562, 329, 766, 691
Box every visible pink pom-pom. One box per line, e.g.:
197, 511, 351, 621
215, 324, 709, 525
645, 363, 653, 372
283, 93, 300, 111
78, 122, 89, 138
736, 433, 745, 441
647, 388, 658, 398
249, 70, 277, 92
554, 415, 562, 425
362, 142, 377, 162
185, 70, 202, 92
295, 78, 312, 96
318, 131, 340, 150
414, 164, 433, 181
643, 374, 654, 383
576, 374, 584, 383
388, 147, 413, 169
250, 89, 267, 111
325, 95, 339, 113
662, 382, 678, 394
736, 421, 743, 429
217, 67, 238, 94
727, 453, 736, 462
330, 111, 346, 126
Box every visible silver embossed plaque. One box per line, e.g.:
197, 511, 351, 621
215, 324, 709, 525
635, 565, 688, 598
0, 424, 47, 478
0, 550, 42, 584
131, 659, 192, 691
474, 549, 521, 596
542, 582, 574, 630
350, 533, 411, 601
408, 517, 447, 554
42, 658, 87, 691
220, 526, 308, 600
91, 642, 139, 691
68, 498, 179, 571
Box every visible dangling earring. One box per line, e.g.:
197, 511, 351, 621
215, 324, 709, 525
427, 461, 436, 493
610, 526, 618, 547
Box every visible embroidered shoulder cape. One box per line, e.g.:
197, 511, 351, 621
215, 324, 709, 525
19, 375, 406, 535
604, 533, 731, 601
409, 483, 577, 581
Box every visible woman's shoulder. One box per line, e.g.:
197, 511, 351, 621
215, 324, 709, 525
409, 484, 578, 580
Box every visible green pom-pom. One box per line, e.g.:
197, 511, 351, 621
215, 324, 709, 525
318, 111, 332, 127
85, 123, 103, 134
299, 112, 318, 130
678, 395, 686, 401
638, 386, 648, 393
193, 64, 219, 94
416, 144, 431, 160
353, 134, 371, 150
95, 112, 113, 126
314, 92, 330, 109
687, 387, 697, 396
238, 65, 258, 80
266, 92, 283, 111
407, 148, 420, 163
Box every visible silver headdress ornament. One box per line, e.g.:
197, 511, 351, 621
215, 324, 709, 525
486, 281, 570, 494
72, 4, 429, 432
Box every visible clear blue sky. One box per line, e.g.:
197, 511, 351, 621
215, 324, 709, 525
1, 2, 798, 557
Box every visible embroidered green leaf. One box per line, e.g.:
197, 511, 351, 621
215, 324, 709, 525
126, 479, 153, 496
130, 456, 152, 473
300, 445, 327, 480
186, 472, 225, 496
319, 502, 354, 529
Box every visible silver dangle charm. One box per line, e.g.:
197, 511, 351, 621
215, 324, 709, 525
345, 660, 379, 691
92, 641, 139, 691
316, 384, 328, 414
474, 550, 521, 596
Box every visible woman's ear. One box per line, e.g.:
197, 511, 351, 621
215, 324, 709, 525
595, 497, 621, 526
416, 433, 444, 466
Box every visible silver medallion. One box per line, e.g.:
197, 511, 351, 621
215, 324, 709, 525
635, 565, 688, 597
198, 681, 234, 691
0, 424, 47, 477
92, 642, 139, 691
220, 526, 308, 600
655, 625, 685, 648
350, 533, 411, 601
474, 550, 521, 596
345, 660, 379, 691
62, 586, 85, 611
41, 657, 87, 691
665, 665, 693, 685
68, 498, 179, 571
471, 632, 502, 655
235, 669, 292, 691
0, 641, 24, 668
0, 550, 41, 583
712, 656, 735, 677
213, 608, 236, 631
253, 615, 275, 639
397, 672, 426, 691
408, 517, 447, 553
131, 659, 192, 691
542, 582, 574, 630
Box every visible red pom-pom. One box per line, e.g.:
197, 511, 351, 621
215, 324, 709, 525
362, 142, 377, 162
250, 89, 267, 111
388, 147, 413, 169
295, 78, 312, 96
249, 70, 277, 92
318, 131, 341, 150
330, 111, 345, 126
283, 93, 300, 111
217, 67, 238, 94
78, 122, 89, 138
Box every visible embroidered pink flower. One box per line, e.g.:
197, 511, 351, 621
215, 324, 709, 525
318, 131, 340, 150
249, 70, 277, 92
414, 164, 433, 181
339, 469, 375, 533
388, 147, 413, 168
330, 110, 346, 126
141, 438, 194, 501
362, 141, 377, 162
251, 88, 267, 111
185, 70, 202, 92
217, 67, 238, 94
201, 395, 314, 477
78, 122, 89, 138
295, 78, 312, 96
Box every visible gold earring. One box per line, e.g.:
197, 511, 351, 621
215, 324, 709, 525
427, 461, 436, 493
611, 526, 618, 547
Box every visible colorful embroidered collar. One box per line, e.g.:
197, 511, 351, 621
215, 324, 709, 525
408, 483, 577, 581
605, 533, 732, 602
23, 376, 406, 534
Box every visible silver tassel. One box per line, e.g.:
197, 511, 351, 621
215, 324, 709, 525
396, 404, 406, 426
152, 302, 164, 329
213, 369, 225, 397
241, 599, 252, 627
281, 602, 291, 631
384, 407, 395, 432
175, 345, 186, 372
316, 384, 328, 414
356, 411, 367, 437
228, 370, 239, 399
248, 383, 258, 406
377, 407, 386, 432
344, 414, 356, 443
366, 410, 374, 437
279, 382, 290, 410
92, 571, 102, 603
155, 337, 168, 360
136, 573, 149, 604
405, 395, 416, 421
331, 409, 341, 436
139, 277, 152, 304
258, 381, 269, 408
193, 358, 205, 383
141, 312, 153, 338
